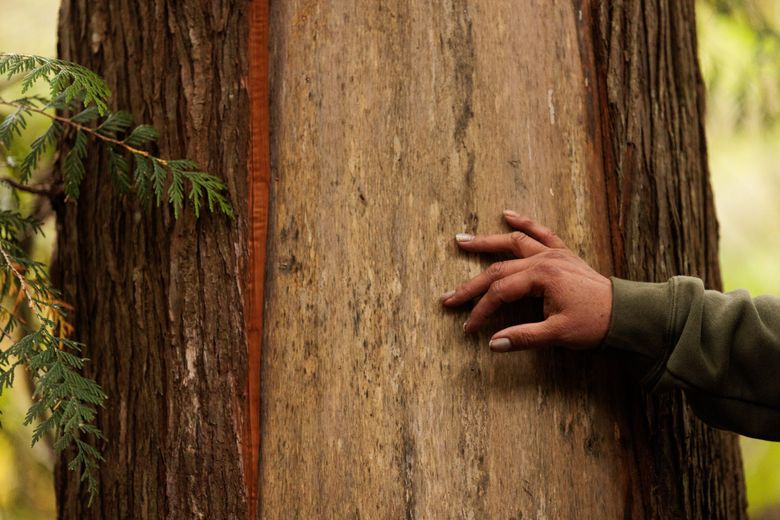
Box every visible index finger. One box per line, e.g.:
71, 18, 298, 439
456, 231, 547, 258
502, 211, 568, 249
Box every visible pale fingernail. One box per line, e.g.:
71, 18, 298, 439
489, 338, 512, 351
440, 290, 456, 302
503, 209, 519, 218
456, 233, 474, 242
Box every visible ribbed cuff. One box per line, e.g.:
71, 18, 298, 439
603, 277, 676, 387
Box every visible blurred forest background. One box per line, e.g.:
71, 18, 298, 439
699, 1, 780, 517
0, 0, 778, 518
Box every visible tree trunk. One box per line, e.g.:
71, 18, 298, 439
54, 1, 255, 518
55, 0, 746, 518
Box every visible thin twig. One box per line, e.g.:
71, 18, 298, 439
0, 176, 57, 196
0, 157, 61, 197
27, 188, 55, 223
0, 242, 42, 315
0, 99, 167, 165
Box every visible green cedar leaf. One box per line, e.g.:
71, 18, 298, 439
96, 111, 132, 137
19, 121, 61, 181
184, 171, 234, 218
167, 159, 199, 171
124, 124, 159, 148
134, 155, 153, 209
1, 53, 112, 114
71, 106, 100, 124
63, 130, 88, 199
168, 170, 185, 219
151, 159, 166, 206
0, 107, 29, 147
108, 147, 131, 194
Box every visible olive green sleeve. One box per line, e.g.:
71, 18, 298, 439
603, 276, 780, 441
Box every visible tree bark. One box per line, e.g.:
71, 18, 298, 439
55, 1, 254, 518
55, 0, 746, 518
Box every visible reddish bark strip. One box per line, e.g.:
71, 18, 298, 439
245, 0, 270, 517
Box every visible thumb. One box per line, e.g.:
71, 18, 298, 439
488, 317, 563, 352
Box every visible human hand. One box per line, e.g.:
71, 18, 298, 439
440, 210, 612, 352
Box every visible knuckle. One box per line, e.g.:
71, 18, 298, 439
487, 261, 505, 278
489, 279, 506, 301
509, 231, 528, 248
512, 329, 533, 349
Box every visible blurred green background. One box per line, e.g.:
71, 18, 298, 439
1, 0, 779, 518
0, 1, 60, 519
699, 1, 780, 517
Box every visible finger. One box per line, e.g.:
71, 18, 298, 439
502, 211, 567, 249
488, 317, 563, 352
456, 230, 547, 258
442, 258, 534, 307
463, 270, 543, 333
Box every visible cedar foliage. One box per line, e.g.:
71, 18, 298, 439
0, 53, 233, 502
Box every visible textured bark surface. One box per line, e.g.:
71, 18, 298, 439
592, 2, 746, 517
53, 0, 746, 518
55, 1, 253, 518
262, 0, 745, 519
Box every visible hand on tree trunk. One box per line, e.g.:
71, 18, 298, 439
441, 210, 612, 352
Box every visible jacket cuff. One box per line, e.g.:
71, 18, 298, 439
603, 277, 676, 386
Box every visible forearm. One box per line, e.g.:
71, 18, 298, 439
604, 276, 780, 440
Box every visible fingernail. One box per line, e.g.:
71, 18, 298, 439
503, 209, 519, 218
440, 290, 456, 302
463, 320, 469, 332
489, 338, 512, 351
456, 233, 474, 242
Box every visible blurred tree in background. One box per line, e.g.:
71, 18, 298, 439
0, 0, 778, 518
699, 0, 780, 518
